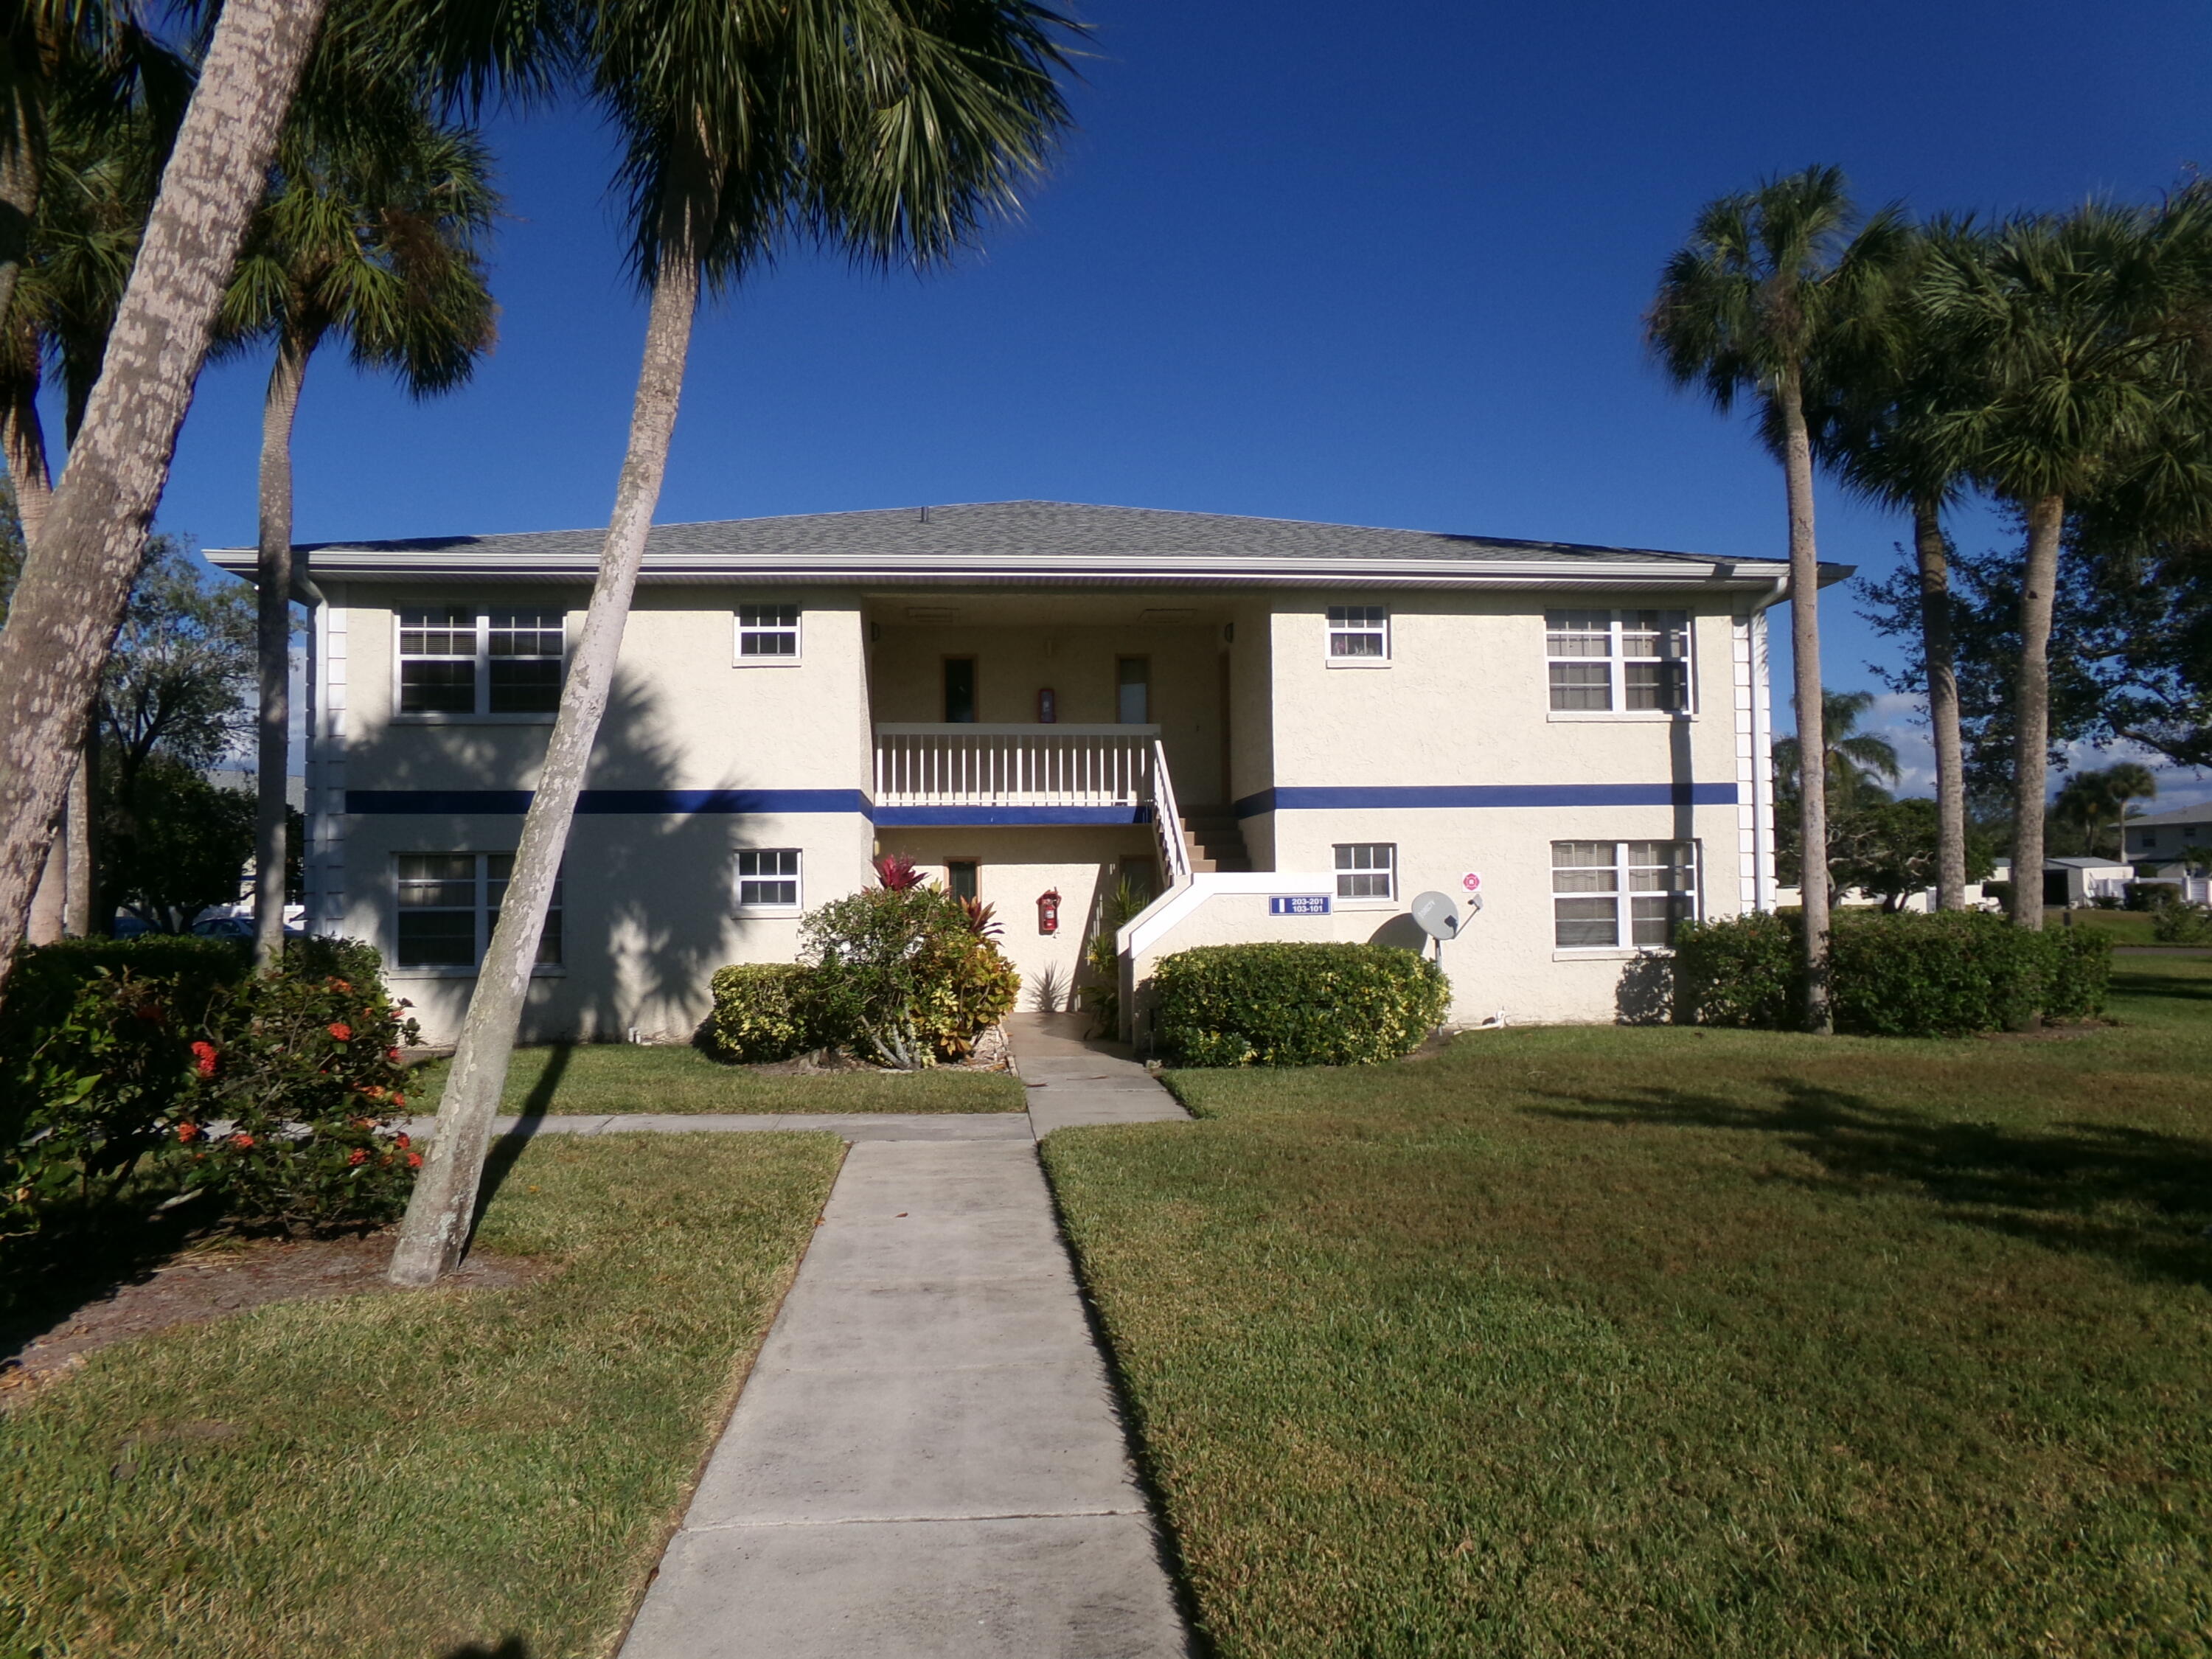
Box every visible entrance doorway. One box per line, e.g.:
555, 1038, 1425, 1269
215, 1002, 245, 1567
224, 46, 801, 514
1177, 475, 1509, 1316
944, 658, 977, 723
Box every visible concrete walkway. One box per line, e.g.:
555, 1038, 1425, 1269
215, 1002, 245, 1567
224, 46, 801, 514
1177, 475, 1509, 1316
615, 1016, 1192, 1658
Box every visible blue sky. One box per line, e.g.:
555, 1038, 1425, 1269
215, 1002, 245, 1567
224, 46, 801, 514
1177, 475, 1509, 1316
149, 0, 2212, 801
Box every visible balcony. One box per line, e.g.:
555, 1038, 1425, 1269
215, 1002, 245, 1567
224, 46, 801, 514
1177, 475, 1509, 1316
872, 723, 1192, 883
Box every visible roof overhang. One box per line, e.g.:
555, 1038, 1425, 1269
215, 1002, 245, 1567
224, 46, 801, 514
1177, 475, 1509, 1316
204, 546, 1836, 593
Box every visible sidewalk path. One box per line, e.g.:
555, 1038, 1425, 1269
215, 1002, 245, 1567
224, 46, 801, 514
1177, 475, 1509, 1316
613, 1016, 1192, 1658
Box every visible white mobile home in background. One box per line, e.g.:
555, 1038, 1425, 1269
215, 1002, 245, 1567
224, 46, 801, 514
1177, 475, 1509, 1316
210, 501, 1827, 1046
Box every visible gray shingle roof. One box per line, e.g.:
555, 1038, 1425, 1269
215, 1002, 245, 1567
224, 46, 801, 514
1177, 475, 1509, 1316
294, 499, 1723, 567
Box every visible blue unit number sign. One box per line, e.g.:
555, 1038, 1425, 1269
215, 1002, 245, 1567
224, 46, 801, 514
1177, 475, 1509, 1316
1269, 895, 1331, 916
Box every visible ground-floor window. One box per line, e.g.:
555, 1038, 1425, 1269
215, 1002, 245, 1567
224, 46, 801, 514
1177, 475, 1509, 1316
1552, 840, 1697, 948
945, 859, 978, 900
735, 848, 803, 913
1335, 842, 1397, 900
395, 853, 563, 969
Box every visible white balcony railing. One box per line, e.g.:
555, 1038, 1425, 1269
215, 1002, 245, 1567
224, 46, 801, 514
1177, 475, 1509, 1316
874, 723, 1158, 808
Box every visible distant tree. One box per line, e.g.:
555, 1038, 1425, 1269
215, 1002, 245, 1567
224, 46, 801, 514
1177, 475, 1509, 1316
1646, 165, 1907, 1033
223, 88, 497, 967
1773, 687, 1901, 815
97, 540, 255, 800
2052, 762, 2157, 861
102, 756, 255, 932
1827, 798, 1998, 911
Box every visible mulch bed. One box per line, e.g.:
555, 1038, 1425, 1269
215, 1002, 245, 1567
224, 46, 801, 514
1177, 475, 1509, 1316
1, 1232, 546, 1408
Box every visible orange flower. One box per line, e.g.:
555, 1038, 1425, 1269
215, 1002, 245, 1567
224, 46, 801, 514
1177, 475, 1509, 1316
386, 1048, 402, 1063
328, 1022, 352, 1042
189, 1040, 218, 1077
393, 1132, 411, 1150
177, 1121, 201, 1143
232, 1133, 256, 1150
347, 1147, 369, 1166
391, 1093, 405, 1107
406, 1152, 423, 1169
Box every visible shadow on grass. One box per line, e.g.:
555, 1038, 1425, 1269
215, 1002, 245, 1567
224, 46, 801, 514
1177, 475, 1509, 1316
1529, 1077, 2212, 1288
517, 1042, 576, 1119
441, 1640, 529, 1659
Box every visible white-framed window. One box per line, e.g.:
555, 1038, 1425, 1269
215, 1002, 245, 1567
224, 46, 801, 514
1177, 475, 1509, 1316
397, 607, 566, 717
736, 605, 801, 662
1552, 840, 1697, 949
735, 848, 803, 913
1545, 608, 1691, 713
1326, 605, 1389, 662
394, 853, 563, 971
1335, 842, 1397, 900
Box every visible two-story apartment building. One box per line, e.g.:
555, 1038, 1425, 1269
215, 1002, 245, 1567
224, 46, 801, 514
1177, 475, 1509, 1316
209, 501, 1816, 1045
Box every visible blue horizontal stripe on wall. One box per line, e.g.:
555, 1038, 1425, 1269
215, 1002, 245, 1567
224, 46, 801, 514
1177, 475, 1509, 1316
872, 805, 1154, 828
1232, 783, 1740, 818
345, 788, 871, 816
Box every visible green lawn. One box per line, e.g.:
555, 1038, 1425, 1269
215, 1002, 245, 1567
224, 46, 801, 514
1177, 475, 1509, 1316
409, 1040, 1026, 1114
2051, 908, 2167, 946
1044, 956, 2212, 1658
1, 1132, 844, 1658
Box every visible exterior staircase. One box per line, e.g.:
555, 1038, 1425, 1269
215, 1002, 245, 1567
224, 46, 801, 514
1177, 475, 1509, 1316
1178, 807, 1253, 874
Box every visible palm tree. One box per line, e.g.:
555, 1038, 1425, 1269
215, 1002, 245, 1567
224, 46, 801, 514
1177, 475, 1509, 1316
0, 0, 333, 998
1773, 686, 1902, 813
2052, 762, 2157, 861
388, 0, 1079, 1285
1810, 218, 1982, 908
1919, 195, 2212, 933
224, 92, 497, 969
1646, 166, 1907, 1034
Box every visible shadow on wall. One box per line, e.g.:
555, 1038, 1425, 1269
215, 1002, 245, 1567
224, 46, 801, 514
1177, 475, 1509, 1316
1615, 952, 1674, 1025
342, 667, 779, 1043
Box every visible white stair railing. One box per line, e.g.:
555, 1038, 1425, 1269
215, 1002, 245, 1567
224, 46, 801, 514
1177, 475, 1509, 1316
1149, 734, 1192, 889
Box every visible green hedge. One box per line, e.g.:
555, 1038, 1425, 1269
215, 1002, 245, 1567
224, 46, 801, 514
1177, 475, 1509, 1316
1673, 910, 2112, 1037
1151, 942, 1450, 1067
706, 963, 816, 1062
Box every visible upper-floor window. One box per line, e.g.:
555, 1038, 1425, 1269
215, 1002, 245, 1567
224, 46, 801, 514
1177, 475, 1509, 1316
1335, 841, 1397, 901
1552, 840, 1697, 949
397, 607, 565, 716
737, 605, 801, 661
1326, 605, 1389, 662
1545, 609, 1690, 713
395, 852, 563, 970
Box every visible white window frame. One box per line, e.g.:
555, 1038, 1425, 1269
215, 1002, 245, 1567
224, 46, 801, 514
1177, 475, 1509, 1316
392, 852, 565, 976
734, 604, 803, 665
1545, 608, 1694, 719
1334, 842, 1397, 902
1325, 605, 1391, 667
734, 848, 804, 915
1551, 839, 1700, 954
393, 606, 568, 722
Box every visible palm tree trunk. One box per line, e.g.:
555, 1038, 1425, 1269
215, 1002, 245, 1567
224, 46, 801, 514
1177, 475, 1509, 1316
1914, 497, 1967, 910
388, 138, 718, 1287
254, 329, 310, 970
0, 0, 327, 1002
0, 86, 42, 347
2011, 494, 2064, 939
1778, 369, 1832, 1034
6, 361, 65, 944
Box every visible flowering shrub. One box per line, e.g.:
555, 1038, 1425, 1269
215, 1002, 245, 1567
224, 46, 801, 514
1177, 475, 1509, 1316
178, 966, 422, 1231
801, 883, 1019, 1067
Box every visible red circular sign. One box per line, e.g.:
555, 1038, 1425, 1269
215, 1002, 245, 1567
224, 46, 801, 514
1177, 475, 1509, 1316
1461, 871, 1483, 894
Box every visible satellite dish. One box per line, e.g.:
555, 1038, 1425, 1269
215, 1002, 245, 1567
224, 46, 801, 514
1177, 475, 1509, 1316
1409, 891, 1461, 941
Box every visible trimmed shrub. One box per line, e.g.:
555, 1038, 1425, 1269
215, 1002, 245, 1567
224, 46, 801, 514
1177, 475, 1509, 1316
706, 963, 816, 1062
1152, 942, 1449, 1067
2152, 898, 2212, 945
1674, 909, 2111, 1037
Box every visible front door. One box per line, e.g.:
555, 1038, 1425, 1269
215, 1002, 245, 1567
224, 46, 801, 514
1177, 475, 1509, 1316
945, 657, 977, 723
1116, 656, 1150, 724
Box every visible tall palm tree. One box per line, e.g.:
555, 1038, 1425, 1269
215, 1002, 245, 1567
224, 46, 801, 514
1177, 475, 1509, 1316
389, 0, 1079, 1286
1919, 195, 2212, 933
224, 93, 497, 969
1810, 217, 1980, 908
1646, 165, 1907, 1034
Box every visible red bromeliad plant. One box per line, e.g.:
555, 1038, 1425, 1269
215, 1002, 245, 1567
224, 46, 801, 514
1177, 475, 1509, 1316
873, 852, 925, 892
178, 970, 424, 1232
